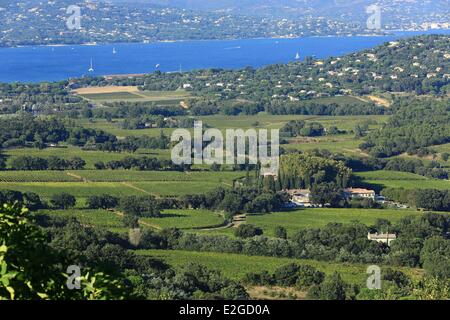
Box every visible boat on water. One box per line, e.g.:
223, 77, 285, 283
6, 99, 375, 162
295, 52, 300, 60
88, 59, 94, 72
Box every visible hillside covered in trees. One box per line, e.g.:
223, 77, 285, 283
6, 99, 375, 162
361, 98, 450, 157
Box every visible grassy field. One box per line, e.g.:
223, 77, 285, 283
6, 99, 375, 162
77, 119, 176, 138
192, 113, 388, 157
138, 249, 423, 286
75, 87, 191, 104
0, 170, 244, 205
67, 170, 244, 183
73, 86, 140, 94
41, 209, 127, 233
141, 209, 225, 230
0, 181, 142, 201
197, 114, 388, 131
4, 147, 171, 169
0, 171, 79, 182
81, 92, 142, 100
132, 181, 230, 196
69, 113, 391, 158
246, 208, 427, 237
41, 208, 224, 233
199, 207, 429, 237
283, 134, 365, 156
0, 180, 232, 200
356, 171, 450, 190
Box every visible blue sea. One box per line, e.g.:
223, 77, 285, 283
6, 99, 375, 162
0, 30, 448, 83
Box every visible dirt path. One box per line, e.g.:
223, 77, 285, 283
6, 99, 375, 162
120, 182, 159, 197
352, 95, 391, 107
199, 214, 247, 231
366, 95, 391, 107
66, 172, 90, 182
109, 209, 162, 230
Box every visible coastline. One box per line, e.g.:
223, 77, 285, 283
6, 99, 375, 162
1, 28, 449, 50
0, 30, 448, 83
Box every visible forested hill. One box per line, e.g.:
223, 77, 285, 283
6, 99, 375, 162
0, 0, 389, 47
361, 97, 450, 158
1, 0, 448, 47
80, 35, 450, 101
141, 0, 450, 23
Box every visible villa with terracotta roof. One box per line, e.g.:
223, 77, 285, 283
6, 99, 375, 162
344, 188, 376, 200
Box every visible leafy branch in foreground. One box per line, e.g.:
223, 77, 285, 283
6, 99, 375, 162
0, 203, 128, 300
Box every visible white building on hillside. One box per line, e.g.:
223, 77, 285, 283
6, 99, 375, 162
367, 233, 397, 246
344, 188, 376, 200
287, 189, 313, 207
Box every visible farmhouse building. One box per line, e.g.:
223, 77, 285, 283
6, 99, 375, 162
344, 188, 376, 200
367, 232, 397, 246
287, 189, 313, 207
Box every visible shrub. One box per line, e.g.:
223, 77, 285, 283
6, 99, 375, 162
87, 195, 119, 209
234, 224, 263, 239
273, 263, 300, 286
296, 265, 325, 290
50, 193, 76, 209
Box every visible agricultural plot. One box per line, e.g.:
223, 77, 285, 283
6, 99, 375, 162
4, 147, 171, 169
246, 208, 427, 237
0, 170, 244, 205
75, 86, 191, 103
41, 209, 126, 234
196, 114, 388, 132
80, 92, 142, 101
0, 171, 79, 182
283, 134, 365, 156
132, 181, 229, 196
70, 170, 245, 183
141, 209, 225, 230
356, 171, 450, 190
192, 114, 387, 157
138, 250, 423, 286
432, 143, 450, 154
0, 181, 144, 201
77, 119, 176, 138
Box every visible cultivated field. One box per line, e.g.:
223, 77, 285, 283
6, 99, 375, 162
138, 250, 423, 286
356, 171, 450, 190
4, 147, 171, 169
71, 113, 389, 157
77, 120, 177, 138
141, 209, 225, 230
41, 208, 225, 233
0, 171, 79, 182
67, 170, 244, 183
73, 86, 141, 95
74, 86, 191, 103
0, 170, 245, 204
41, 209, 127, 234
246, 208, 428, 237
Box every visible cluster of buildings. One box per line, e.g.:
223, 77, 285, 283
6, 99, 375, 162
286, 187, 397, 245
287, 188, 376, 208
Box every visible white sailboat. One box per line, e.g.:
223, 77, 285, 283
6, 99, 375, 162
295, 52, 300, 60
88, 59, 94, 72
112, 47, 117, 54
